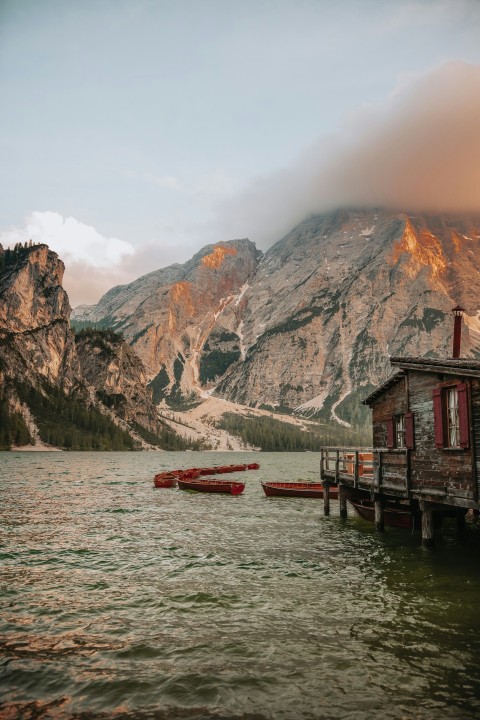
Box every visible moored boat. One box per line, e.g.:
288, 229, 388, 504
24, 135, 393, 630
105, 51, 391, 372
154, 472, 180, 488
178, 478, 245, 495
261, 481, 338, 498
214, 464, 248, 473
153, 463, 259, 487
349, 500, 417, 529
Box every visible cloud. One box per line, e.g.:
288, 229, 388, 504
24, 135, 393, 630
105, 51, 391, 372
3, 62, 479, 307
212, 61, 480, 248
0, 210, 207, 306
0, 211, 135, 268
0, 211, 136, 306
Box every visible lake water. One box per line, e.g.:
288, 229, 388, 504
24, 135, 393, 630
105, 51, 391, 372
1, 451, 480, 720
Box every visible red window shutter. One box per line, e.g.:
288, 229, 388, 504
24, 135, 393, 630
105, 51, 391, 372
457, 382, 469, 449
433, 388, 444, 448
405, 412, 414, 449
386, 417, 394, 448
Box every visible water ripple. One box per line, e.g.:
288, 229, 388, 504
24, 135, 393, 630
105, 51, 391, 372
2, 451, 480, 719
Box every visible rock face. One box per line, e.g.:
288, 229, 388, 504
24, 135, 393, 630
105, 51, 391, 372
73, 209, 480, 426
73, 239, 261, 406
75, 329, 159, 434
218, 209, 480, 425
0, 244, 163, 445
0, 244, 82, 392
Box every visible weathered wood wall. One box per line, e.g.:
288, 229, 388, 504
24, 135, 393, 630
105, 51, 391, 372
471, 378, 480, 499
371, 370, 476, 500
371, 377, 407, 448
408, 370, 474, 497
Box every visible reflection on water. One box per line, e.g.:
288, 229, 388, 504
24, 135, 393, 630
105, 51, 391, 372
1, 451, 480, 719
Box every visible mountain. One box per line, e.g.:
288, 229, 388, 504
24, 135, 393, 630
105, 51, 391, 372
73, 209, 480, 428
72, 239, 261, 407
0, 243, 179, 449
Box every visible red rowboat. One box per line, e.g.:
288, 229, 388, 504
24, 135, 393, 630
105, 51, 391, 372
178, 478, 245, 495
154, 472, 179, 488
214, 464, 248, 473
153, 463, 259, 487
349, 500, 417, 529
261, 481, 338, 498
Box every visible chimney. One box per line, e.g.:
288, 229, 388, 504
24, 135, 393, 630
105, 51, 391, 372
452, 306, 465, 358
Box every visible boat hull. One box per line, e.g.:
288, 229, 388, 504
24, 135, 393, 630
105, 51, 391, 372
178, 478, 245, 495
153, 473, 179, 488
350, 500, 416, 529
261, 482, 338, 498
153, 463, 259, 488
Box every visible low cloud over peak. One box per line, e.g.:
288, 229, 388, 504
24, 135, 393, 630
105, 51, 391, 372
214, 62, 480, 248
2, 63, 479, 306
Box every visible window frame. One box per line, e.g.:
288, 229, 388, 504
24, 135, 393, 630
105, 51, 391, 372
395, 413, 405, 449
433, 381, 469, 450
446, 386, 460, 448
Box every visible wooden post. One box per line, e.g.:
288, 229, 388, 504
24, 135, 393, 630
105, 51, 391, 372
405, 448, 412, 496
354, 450, 359, 489
374, 498, 384, 532
421, 509, 435, 548
320, 449, 324, 481
375, 452, 383, 492
323, 482, 330, 516
335, 449, 340, 483
339, 485, 348, 519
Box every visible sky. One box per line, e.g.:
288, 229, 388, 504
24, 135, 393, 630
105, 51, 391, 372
1, 0, 480, 306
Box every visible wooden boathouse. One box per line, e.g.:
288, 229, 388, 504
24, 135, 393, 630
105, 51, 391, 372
320, 308, 480, 545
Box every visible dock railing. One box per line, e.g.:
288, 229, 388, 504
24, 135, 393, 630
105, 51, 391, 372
320, 447, 410, 496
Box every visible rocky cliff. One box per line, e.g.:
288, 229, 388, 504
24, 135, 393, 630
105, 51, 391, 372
0, 244, 168, 448
73, 239, 261, 407
217, 209, 480, 425
0, 244, 82, 392
75, 328, 159, 434
73, 209, 480, 427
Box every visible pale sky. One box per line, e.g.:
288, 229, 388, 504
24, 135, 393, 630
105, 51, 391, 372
1, 0, 480, 305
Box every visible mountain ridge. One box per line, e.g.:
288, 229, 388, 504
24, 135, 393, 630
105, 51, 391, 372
73, 208, 480, 427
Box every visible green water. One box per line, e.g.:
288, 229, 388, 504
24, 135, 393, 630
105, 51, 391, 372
1, 451, 480, 719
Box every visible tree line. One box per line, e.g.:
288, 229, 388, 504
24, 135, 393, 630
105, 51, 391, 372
216, 412, 372, 452
13, 381, 136, 451
0, 241, 43, 273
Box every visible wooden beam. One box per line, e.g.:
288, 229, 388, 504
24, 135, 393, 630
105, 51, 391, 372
421, 509, 435, 547
375, 452, 383, 492
323, 482, 330, 516
339, 485, 348, 519
391, 361, 480, 377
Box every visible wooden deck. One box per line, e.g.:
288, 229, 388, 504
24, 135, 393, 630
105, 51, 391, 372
320, 447, 480, 508
320, 446, 479, 545
320, 447, 409, 496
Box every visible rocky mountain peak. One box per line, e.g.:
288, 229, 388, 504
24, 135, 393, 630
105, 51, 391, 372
0, 243, 183, 449
73, 237, 262, 406
72, 208, 480, 425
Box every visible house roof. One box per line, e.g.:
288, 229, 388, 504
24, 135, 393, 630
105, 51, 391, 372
390, 356, 480, 377
362, 371, 405, 405
363, 356, 480, 406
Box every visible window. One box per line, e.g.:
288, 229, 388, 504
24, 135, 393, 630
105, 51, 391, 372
446, 387, 460, 447
433, 383, 469, 449
386, 412, 414, 449
395, 414, 405, 448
